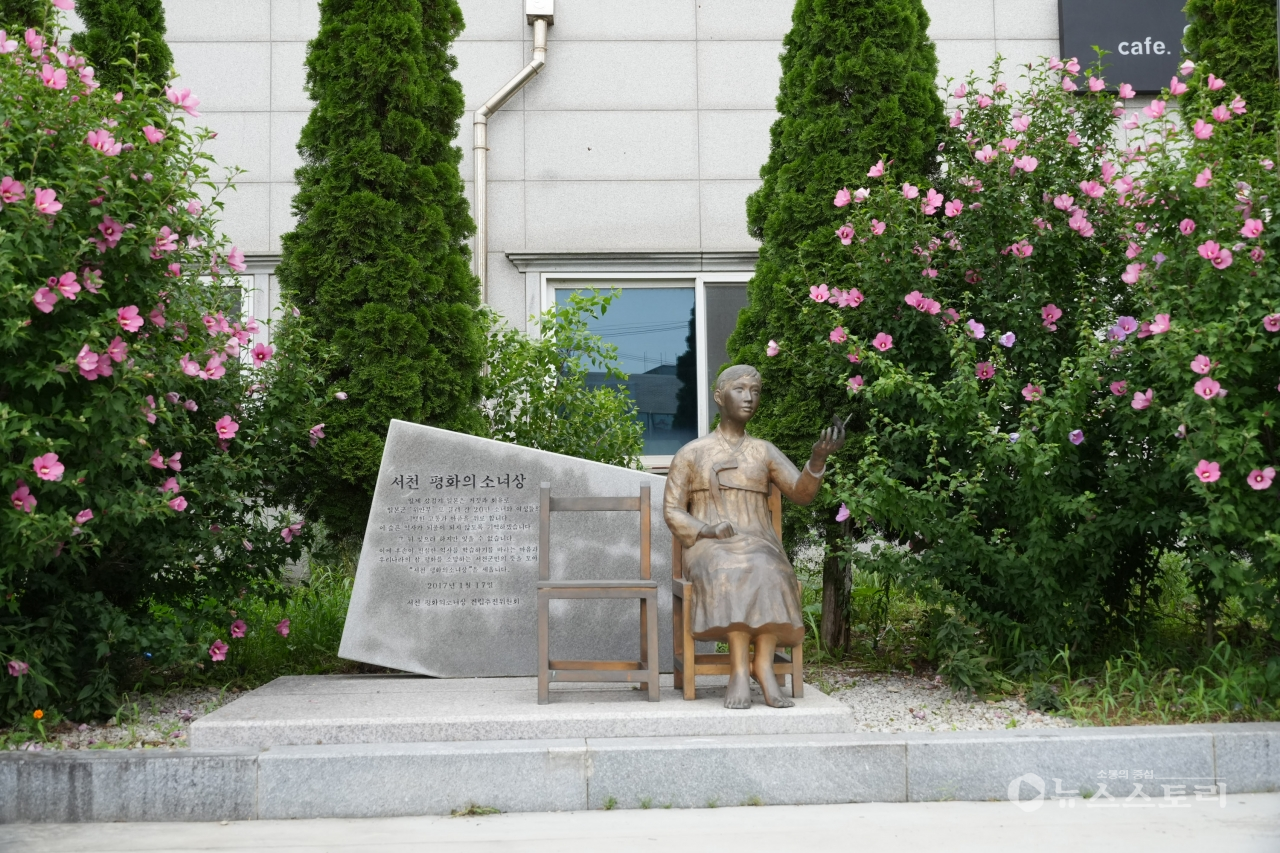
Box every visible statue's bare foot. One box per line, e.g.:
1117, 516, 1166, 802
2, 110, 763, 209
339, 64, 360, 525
753, 663, 795, 709
724, 671, 752, 709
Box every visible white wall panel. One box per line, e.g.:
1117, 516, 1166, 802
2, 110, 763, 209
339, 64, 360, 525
170, 42, 271, 111
526, 111, 699, 181
196, 112, 271, 183
269, 182, 298, 254
525, 42, 698, 110
924, 0, 997, 40
270, 112, 309, 183
453, 40, 529, 111
464, 180, 526, 254
696, 0, 793, 41
457, 0, 526, 42
271, 0, 321, 42
996, 39, 1063, 80
699, 110, 775, 180
697, 41, 783, 110
213, 183, 271, 254
271, 41, 311, 111
458, 108, 525, 183
993, 0, 1058, 41
934, 38, 999, 85
550, 0, 697, 41
525, 181, 700, 251
486, 251, 529, 329
700, 180, 761, 251
163, 0, 270, 41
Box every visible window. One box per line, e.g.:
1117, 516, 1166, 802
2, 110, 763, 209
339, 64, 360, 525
545, 273, 752, 469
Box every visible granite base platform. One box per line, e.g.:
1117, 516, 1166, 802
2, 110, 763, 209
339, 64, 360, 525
190, 674, 856, 748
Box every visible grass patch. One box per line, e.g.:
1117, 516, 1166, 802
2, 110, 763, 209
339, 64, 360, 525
451, 804, 501, 817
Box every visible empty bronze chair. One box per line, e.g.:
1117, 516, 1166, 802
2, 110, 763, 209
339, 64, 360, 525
536, 482, 660, 704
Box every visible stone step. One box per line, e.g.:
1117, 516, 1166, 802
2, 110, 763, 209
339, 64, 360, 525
190, 674, 857, 748
4, 723, 1277, 823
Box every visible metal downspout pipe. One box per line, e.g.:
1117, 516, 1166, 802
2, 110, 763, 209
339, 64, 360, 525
474, 13, 551, 304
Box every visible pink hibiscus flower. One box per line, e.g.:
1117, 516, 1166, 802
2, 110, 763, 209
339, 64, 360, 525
32, 452, 64, 482
1194, 460, 1221, 483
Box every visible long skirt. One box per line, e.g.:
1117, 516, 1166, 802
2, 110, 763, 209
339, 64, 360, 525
685, 533, 803, 645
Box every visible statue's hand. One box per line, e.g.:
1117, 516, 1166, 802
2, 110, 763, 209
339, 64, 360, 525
811, 415, 847, 464
699, 521, 735, 540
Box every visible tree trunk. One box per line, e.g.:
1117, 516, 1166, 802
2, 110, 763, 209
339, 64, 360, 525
819, 527, 851, 655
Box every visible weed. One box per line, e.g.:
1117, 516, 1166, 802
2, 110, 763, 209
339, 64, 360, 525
640, 798, 652, 810
603, 796, 617, 810
742, 796, 764, 807
706, 798, 718, 809
451, 804, 501, 817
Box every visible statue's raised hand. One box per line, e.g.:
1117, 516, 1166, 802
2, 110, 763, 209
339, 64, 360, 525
810, 414, 847, 467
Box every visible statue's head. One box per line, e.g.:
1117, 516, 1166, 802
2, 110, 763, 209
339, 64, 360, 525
714, 365, 762, 425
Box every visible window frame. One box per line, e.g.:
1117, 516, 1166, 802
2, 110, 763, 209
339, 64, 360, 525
540, 270, 753, 471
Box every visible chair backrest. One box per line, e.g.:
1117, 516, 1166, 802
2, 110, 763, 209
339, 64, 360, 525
672, 484, 782, 580
538, 482, 651, 581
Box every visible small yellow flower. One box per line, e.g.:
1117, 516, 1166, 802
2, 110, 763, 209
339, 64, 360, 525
32, 709, 43, 720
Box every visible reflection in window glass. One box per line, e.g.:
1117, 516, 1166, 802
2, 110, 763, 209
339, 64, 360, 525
705, 284, 749, 429
556, 287, 698, 456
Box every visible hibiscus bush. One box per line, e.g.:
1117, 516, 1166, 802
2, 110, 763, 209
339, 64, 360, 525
0, 24, 325, 722
1117, 65, 1280, 640
759, 57, 1197, 676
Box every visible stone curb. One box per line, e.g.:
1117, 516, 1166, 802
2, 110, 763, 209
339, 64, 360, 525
2, 723, 1277, 822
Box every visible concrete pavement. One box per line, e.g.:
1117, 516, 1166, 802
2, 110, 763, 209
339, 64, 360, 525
5, 794, 1279, 853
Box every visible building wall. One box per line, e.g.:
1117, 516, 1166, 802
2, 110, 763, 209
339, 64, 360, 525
156, 0, 1062, 330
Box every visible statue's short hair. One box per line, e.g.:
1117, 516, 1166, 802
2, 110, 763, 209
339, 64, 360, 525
715, 364, 762, 393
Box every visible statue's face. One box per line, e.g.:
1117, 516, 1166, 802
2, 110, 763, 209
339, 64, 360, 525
715, 375, 762, 423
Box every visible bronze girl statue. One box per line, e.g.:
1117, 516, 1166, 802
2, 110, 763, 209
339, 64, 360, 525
663, 365, 845, 709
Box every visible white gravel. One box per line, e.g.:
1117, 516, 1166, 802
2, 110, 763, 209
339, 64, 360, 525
822, 671, 1076, 733
3, 686, 235, 751
5, 672, 1075, 751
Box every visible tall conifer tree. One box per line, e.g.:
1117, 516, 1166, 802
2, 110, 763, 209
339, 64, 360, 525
277, 0, 485, 539
1183, 0, 1280, 134
726, 0, 944, 652
71, 0, 172, 91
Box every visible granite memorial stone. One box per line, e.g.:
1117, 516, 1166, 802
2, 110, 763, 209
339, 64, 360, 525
339, 420, 676, 677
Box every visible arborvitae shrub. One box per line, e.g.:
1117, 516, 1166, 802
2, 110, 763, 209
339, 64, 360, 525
1184, 0, 1280, 134
276, 0, 486, 540
71, 0, 174, 92
726, 0, 944, 651
0, 0, 47, 30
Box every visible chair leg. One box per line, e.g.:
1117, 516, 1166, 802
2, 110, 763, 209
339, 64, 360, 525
646, 591, 660, 702
537, 592, 550, 705
682, 591, 697, 701
638, 597, 648, 693
672, 591, 684, 690
792, 641, 803, 698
